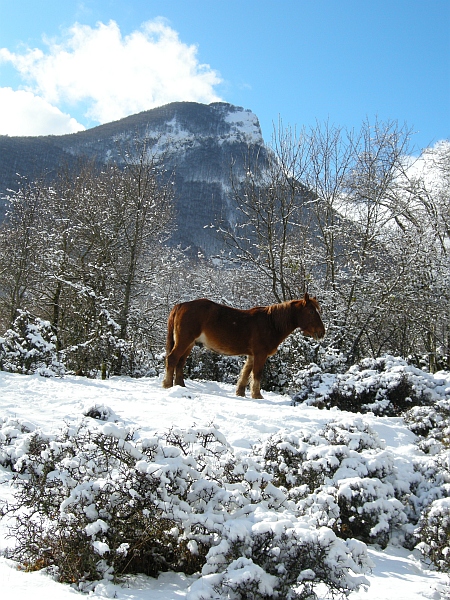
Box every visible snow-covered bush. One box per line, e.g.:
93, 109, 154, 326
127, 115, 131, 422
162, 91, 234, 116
251, 419, 407, 548
83, 404, 116, 421
62, 308, 132, 378
335, 476, 406, 548
1, 423, 219, 585
416, 497, 450, 573
5, 403, 450, 592
402, 397, 450, 565
0, 310, 64, 376
188, 520, 370, 600
0, 417, 372, 597
0, 308, 155, 379
294, 356, 439, 416
404, 400, 450, 454
260, 331, 335, 393
0, 417, 35, 469
401, 453, 450, 540
320, 417, 385, 452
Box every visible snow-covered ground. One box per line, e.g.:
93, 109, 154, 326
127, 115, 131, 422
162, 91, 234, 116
0, 371, 449, 599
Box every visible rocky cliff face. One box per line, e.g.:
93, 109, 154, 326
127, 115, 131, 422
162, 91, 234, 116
0, 102, 266, 255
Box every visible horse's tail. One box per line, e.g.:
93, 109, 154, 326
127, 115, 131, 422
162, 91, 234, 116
165, 304, 178, 356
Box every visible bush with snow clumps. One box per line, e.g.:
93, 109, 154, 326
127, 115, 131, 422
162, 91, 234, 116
0, 310, 64, 376
0, 415, 371, 597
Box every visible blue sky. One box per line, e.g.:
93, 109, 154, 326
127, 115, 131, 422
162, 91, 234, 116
0, 0, 448, 152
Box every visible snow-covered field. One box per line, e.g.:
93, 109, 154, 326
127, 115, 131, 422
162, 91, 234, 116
0, 371, 449, 599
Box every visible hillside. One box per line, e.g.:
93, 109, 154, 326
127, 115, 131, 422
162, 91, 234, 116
0, 102, 266, 255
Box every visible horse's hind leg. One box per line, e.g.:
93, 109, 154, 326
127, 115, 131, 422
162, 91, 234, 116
162, 352, 176, 388
162, 308, 177, 388
236, 356, 254, 397
163, 341, 195, 389
174, 344, 194, 387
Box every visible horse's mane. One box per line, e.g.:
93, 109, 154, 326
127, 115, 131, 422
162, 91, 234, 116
266, 300, 301, 333
266, 297, 320, 334
307, 296, 320, 311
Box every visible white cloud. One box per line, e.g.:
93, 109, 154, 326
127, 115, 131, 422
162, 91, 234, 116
0, 87, 85, 136
0, 19, 223, 133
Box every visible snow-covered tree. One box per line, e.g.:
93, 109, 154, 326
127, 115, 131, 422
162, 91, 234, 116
220, 119, 449, 365
0, 142, 175, 375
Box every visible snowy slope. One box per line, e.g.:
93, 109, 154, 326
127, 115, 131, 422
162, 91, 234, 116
0, 372, 448, 599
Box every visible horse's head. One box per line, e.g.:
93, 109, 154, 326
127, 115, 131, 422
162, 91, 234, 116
294, 293, 325, 340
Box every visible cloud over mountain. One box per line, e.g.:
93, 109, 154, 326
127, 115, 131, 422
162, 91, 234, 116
0, 19, 223, 134
0, 87, 85, 136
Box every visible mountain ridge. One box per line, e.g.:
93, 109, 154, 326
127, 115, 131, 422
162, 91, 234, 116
0, 101, 266, 255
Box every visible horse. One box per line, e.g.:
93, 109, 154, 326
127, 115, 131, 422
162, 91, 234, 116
162, 293, 325, 399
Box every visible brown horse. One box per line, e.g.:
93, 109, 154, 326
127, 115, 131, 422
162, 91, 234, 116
162, 293, 325, 399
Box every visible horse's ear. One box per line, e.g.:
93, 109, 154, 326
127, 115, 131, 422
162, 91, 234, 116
304, 292, 310, 302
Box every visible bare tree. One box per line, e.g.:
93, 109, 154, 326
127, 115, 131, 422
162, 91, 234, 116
0, 176, 47, 329
220, 118, 448, 364
222, 130, 316, 303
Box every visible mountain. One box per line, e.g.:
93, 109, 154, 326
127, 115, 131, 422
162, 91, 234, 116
0, 102, 266, 255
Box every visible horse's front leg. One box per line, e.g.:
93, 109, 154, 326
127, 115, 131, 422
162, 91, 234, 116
236, 356, 253, 397
250, 355, 267, 399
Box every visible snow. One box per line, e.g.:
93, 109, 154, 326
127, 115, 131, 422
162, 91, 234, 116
223, 107, 263, 145
0, 371, 449, 599
405, 140, 450, 192
130, 105, 263, 159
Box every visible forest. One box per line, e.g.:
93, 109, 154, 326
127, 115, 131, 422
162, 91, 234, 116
0, 119, 449, 382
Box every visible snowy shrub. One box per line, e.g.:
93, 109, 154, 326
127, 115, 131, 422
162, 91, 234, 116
405, 405, 446, 439
320, 417, 385, 452
405, 400, 450, 454
317, 373, 421, 416
295, 356, 433, 416
335, 477, 406, 547
253, 431, 311, 491
290, 363, 332, 405
62, 308, 128, 378
0, 418, 372, 597
189, 517, 370, 600
1, 423, 220, 585
83, 404, 116, 421
251, 420, 406, 548
401, 398, 450, 550
0, 417, 35, 469
262, 334, 346, 394
406, 457, 450, 528
416, 497, 450, 573
254, 419, 385, 492
188, 556, 278, 600
0, 310, 64, 376
260, 331, 324, 393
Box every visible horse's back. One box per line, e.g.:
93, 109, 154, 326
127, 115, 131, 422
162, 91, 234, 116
173, 299, 256, 356
172, 298, 220, 326
174, 298, 248, 321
